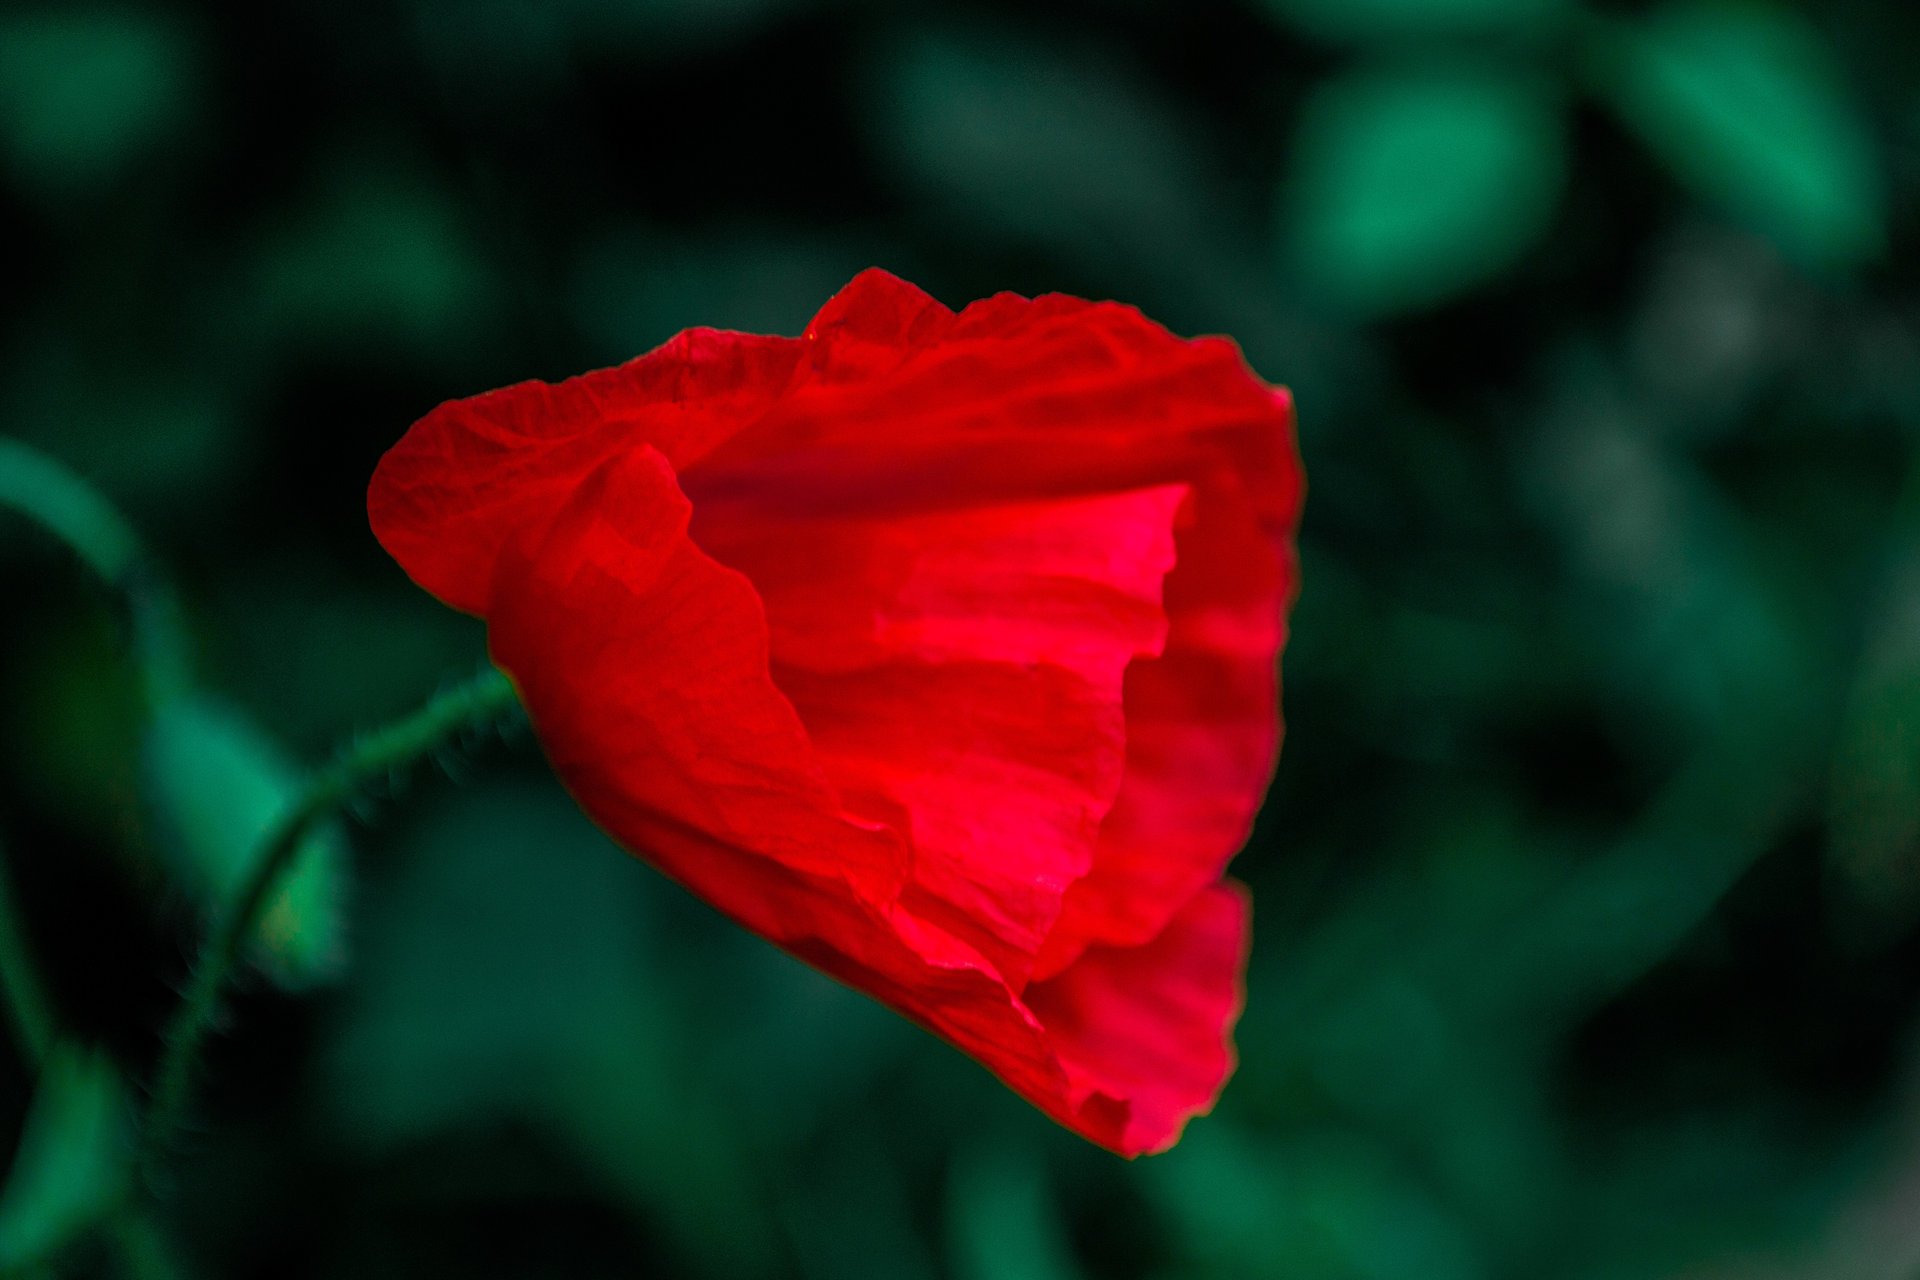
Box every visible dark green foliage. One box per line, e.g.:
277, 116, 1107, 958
0, 1046, 128, 1272
1, 0, 1917, 1276
140, 697, 349, 988
1285, 62, 1567, 313
1590, 2, 1886, 270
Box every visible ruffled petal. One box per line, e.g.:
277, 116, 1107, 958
796, 267, 955, 382
1035, 465, 1292, 977
1026, 880, 1250, 1155
369, 269, 1299, 1156
369, 328, 800, 613
693, 485, 1188, 989
682, 271, 1301, 975
682, 275, 1297, 527
486, 443, 903, 894
475, 440, 1179, 1144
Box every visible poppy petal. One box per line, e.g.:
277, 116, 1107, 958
1026, 880, 1250, 1155
1036, 465, 1291, 976
487, 443, 905, 894
679, 272, 1300, 974
693, 484, 1189, 989
368, 269, 1301, 1155
370, 328, 800, 614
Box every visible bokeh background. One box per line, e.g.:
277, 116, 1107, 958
3, 0, 1920, 1276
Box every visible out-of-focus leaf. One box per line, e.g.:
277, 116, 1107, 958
1525, 366, 1816, 742
245, 156, 499, 358
0, 8, 198, 198
1589, 2, 1885, 268
1558, 1083, 1852, 1271
861, 21, 1357, 421
325, 781, 779, 1276
0, 347, 248, 519
1496, 737, 1807, 1016
1144, 1127, 1489, 1280
862, 27, 1217, 268
2, 613, 145, 850
947, 1143, 1082, 1280
1244, 794, 1575, 1247
1284, 64, 1565, 316
205, 565, 487, 751
777, 1132, 940, 1280
1258, 0, 1568, 43
1140, 1126, 1288, 1272
324, 784, 647, 1144
0, 1044, 128, 1271
1828, 501, 1920, 932
140, 696, 348, 988
570, 228, 890, 363
1625, 228, 1797, 433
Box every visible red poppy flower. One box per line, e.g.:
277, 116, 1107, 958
368, 269, 1302, 1155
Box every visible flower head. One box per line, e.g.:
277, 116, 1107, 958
368, 269, 1302, 1154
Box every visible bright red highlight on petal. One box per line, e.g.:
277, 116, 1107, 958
367, 270, 1303, 1155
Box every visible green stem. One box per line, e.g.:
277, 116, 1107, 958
0, 850, 191, 1280
0, 441, 226, 1279
0, 836, 55, 1072
0, 438, 191, 707
135, 665, 522, 1180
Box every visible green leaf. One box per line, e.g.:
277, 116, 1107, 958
863, 28, 1217, 266
947, 1143, 1084, 1280
1258, 0, 1568, 43
1144, 1127, 1487, 1278
140, 697, 348, 988
324, 781, 781, 1276
0, 335, 252, 523
1828, 510, 1920, 932
1284, 64, 1566, 316
0, 1045, 129, 1271
0, 9, 198, 198
3, 614, 147, 850
1589, 2, 1885, 268
248, 156, 499, 358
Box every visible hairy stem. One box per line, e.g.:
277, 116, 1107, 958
136, 665, 523, 1180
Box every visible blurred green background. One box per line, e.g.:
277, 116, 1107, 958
3, 0, 1920, 1276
